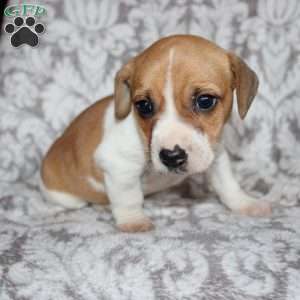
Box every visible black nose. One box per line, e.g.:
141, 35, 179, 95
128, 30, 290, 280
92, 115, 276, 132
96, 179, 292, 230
159, 145, 188, 169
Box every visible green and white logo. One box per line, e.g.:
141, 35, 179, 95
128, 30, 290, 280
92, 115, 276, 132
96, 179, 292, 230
4, 4, 46, 18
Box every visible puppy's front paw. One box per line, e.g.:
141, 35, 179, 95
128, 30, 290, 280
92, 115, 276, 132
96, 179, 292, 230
238, 201, 272, 217
117, 217, 154, 233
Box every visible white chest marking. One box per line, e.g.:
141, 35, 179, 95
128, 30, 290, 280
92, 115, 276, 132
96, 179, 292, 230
94, 101, 145, 175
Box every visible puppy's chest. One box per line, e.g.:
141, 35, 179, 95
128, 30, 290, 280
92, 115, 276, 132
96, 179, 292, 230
141, 168, 188, 195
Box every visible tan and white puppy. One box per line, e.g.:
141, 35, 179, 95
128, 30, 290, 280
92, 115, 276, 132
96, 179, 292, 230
41, 35, 271, 232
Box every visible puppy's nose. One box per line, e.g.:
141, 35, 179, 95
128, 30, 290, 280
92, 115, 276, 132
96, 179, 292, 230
159, 145, 188, 169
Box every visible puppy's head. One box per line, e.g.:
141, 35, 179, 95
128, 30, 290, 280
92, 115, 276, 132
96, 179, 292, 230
114, 35, 258, 174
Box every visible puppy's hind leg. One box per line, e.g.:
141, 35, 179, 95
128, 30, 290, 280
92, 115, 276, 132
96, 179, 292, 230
208, 146, 272, 217
39, 177, 86, 209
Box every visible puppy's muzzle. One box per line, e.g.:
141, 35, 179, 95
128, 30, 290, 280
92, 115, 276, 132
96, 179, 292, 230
159, 145, 188, 170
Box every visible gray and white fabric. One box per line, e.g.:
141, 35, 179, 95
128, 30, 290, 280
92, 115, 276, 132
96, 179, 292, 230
1, 0, 300, 299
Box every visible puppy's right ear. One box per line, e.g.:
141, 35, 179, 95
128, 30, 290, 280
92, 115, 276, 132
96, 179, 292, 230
114, 59, 135, 120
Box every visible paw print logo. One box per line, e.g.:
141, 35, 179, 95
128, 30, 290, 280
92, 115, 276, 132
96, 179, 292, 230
4, 16, 45, 47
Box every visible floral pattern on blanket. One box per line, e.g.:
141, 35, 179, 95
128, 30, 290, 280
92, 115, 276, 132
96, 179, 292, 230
0, 0, 300, 299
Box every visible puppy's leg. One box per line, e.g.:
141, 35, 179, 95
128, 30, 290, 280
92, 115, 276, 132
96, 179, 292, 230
208, 146, 271, 216
105, 173, 154, 232
39, 177, 86, 209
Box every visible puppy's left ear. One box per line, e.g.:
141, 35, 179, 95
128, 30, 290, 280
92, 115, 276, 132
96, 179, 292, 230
228, 53, 259, 119
114, 59, 135, 120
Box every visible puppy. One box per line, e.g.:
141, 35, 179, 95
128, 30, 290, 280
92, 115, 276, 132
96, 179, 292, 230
41, 35, 271, 232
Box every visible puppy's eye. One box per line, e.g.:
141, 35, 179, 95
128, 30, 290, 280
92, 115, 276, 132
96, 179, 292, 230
135, 98, 155, 118
193, 94, 218, 112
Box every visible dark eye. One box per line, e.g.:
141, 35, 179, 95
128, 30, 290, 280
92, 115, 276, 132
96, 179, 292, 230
193, 94, 218, 112
135, 98, 155, 118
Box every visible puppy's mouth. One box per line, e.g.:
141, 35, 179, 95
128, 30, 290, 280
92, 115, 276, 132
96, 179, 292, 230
166, 163, 188, 174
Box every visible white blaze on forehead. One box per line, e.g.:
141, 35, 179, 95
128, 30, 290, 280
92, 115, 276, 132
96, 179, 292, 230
163, 48, 177, 118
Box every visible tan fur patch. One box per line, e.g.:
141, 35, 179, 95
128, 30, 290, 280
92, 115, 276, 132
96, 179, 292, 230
41, 96, 112, 205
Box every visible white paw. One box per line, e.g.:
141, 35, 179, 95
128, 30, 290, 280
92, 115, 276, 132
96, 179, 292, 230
237, 201, 272, 217
117, 216, 154, 233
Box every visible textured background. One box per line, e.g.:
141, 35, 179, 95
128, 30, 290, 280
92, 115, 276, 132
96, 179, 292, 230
1, 1, 300, 299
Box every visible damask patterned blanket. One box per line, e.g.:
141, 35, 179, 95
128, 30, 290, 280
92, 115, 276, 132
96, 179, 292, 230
1, 1, 300, 299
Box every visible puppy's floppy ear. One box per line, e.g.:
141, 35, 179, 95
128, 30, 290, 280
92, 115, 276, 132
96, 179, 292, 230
114, 59, 135, 120
228, 53, 259, 119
